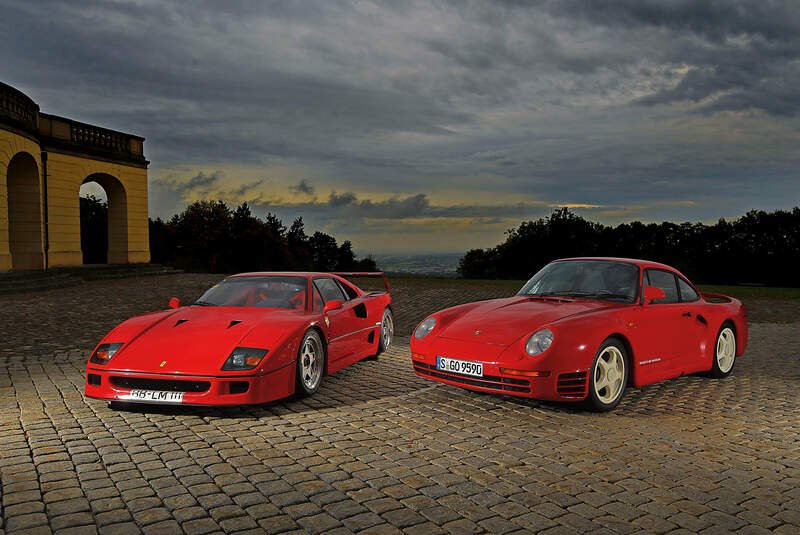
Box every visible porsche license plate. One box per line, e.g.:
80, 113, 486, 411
121, 390, 184, 403
436, 356, 483, 377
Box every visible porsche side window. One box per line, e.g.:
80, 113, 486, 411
677, 277, 700, 302
314, 278, 346, 303
336, 280, 358, 300
645, 269, 679, 304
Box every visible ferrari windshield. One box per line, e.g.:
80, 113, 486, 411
194, 276, 306, 309
518, 260, 639, 302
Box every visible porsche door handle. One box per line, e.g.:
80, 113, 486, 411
681, 312, 692, 317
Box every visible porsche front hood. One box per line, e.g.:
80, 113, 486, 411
103, 307, 300, 375
438, 296, 611, 346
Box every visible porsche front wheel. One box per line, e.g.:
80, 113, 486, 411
708, 323, 736, 378
296, 330, 324, 397
586, 338, 628, 411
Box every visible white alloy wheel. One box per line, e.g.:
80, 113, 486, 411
713, 326, 736, 376
593, 345, 626, 405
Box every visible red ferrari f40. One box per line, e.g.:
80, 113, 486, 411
410, 258, 747, 411
85, 272, 393, 406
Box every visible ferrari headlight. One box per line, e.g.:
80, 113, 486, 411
222, 347, 268, 371
89, 343, 124, 365
413, 317, 437, 340
525, 329, 554, 356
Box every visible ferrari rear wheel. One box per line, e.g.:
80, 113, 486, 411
296, 330, 324, 397
378, 308, 394, 355
709, 323, 736, 378
586, 338, 628, 412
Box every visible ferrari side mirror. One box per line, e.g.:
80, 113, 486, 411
169, 297, 180, 309
642, 285, 666, 305
323, 299, 343, 314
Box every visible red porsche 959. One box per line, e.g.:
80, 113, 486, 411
410, 258, 747, 411
85, 272, 393, 406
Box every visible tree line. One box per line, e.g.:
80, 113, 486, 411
80, 197, 377, 273
458, 207, 800, 286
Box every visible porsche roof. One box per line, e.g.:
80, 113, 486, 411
556, 257, 681, 271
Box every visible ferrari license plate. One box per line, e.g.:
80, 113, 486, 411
121, 390, 184, 403
436, 356, 483, 377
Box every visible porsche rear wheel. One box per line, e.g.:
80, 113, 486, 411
709, 323, 736, 378
296, 330, 324, 397
586, 338, 628, 412
377, 308, 394, 356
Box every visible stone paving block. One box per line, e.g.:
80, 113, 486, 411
1, 278, 799, 535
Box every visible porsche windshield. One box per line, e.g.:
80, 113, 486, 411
194, 276, 307, 309
518, 260, 639, 302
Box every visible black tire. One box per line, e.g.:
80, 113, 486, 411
295, 330, 325, 397
376, 308, 394, 357
585, 337, 629, 412
708, 322, 736, 378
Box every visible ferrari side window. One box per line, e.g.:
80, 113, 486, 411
311, 284, 324, 313
314, 278, 346, 302
645, 269, 679, 304
677, 277, 700, 302
336, 280, 358, 300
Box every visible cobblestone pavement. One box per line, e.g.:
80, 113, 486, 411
1, 275, 799, 534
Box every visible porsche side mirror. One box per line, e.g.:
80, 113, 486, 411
169, 297, 180, 309
642, 286, 666, 305
323, 299, 343, 314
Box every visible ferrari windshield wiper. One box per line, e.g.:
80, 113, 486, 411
192, 300, 218, 307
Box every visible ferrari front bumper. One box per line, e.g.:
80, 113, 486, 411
84, 361, 296, 406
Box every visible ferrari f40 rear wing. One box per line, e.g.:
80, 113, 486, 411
331, 272, 390, 293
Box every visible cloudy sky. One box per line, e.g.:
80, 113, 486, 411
3, 0, 800, 254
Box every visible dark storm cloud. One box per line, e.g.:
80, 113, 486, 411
289, 179, 316, 197
328, 191, 358, 207
3, 0, 799, 246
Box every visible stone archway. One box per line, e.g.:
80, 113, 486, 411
7, 151, 44, 270
81, 173, 127, 264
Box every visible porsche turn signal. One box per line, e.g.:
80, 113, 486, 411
500, 368, 551, 377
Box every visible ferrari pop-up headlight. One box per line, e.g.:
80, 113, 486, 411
413, 317, 437, 339
89, 343, 124, 365
525, 329, 554, 356
222, 347, 268, 371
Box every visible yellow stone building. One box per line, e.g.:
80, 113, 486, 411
0, 81, 149, 271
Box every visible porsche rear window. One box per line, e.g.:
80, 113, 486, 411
194, 276, 307, 309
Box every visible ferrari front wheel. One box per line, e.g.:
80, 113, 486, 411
296, 330, 324, 397
586, 338, 628, 412
708, 323, 736, 378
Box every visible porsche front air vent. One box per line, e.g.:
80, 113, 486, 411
110, 377, 210, 393
557, 371, 587, 398
413, 361, 530, 393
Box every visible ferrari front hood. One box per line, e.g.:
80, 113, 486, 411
438, 296, 611, 346
105, 306, 300, 375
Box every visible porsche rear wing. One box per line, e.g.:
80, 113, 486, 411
701, 291, 734, 304
331, 272, 390, 293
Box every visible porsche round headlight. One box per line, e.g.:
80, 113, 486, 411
222, 347, 268, 371
413, 317, 437, 340
525, 329, 553, 356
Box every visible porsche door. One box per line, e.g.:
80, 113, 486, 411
631, 269, 686, 383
